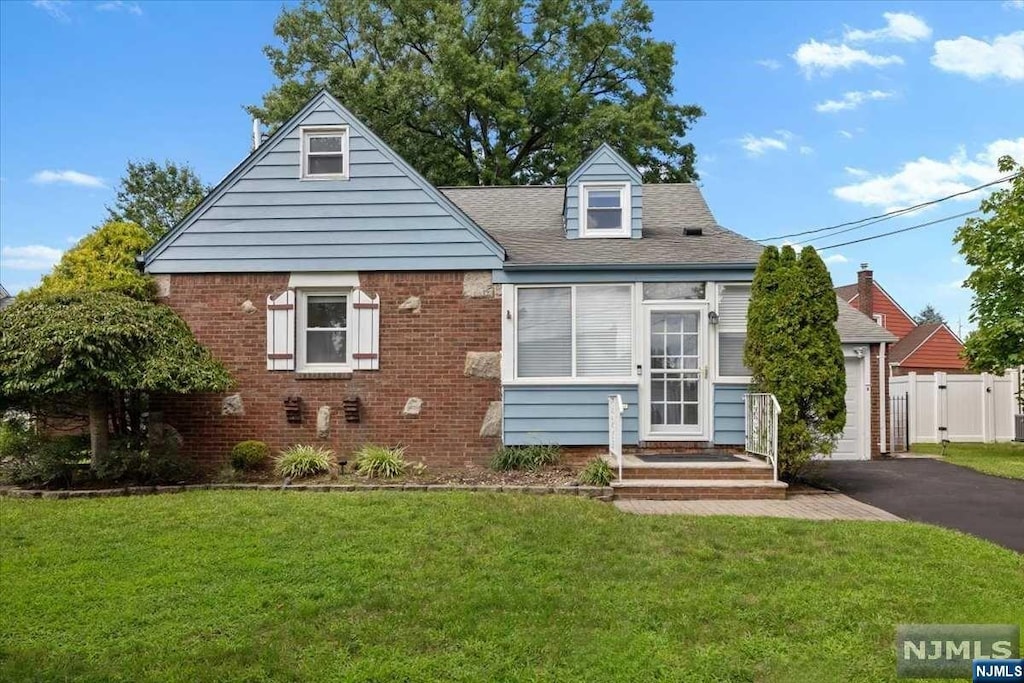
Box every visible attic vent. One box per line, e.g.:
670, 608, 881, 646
683, 227, 703, 236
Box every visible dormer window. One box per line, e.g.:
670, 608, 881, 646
301, 126, 349, 180
580, 183, 630, 238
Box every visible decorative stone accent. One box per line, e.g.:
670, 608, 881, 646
398, 296, 421, 313
316, 405, 331, 438
480, 401, 502, 437
221, 393, 244, 416
240, 300, 257, 314
464, 351, 501, 379
154, 274, 171, 298
462, 271, 498, 298
402, 397, 423, 416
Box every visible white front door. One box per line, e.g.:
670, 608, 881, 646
642, 305, 708, 440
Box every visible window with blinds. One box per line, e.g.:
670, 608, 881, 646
515, 285, 633, 379
717, 284, 752, 379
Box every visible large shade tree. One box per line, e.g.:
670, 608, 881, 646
250, 0, 704, 186
954, 155, 1024, 374
107, 160, 210, 239
745, 245, 846, 477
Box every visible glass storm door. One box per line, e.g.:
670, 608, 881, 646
645, 308, 705, 438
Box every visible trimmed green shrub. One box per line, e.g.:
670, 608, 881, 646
275, 445, 333, 479
354, 444, 407, 479
230, 440, 270, 471
490, 444, 561, 472
577, 458, 614, 487
0, 420, 88, 488
93, 435, 191, 485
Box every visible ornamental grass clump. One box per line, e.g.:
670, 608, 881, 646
577, 457, 614, 486
354, 444, 407, 479
490, 444, 561, 472
274, 445, 334, 479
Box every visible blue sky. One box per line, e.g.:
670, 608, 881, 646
1, 0, 1022, 333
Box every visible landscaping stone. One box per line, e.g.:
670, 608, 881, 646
154, 274, 171, 298
316, 405, 331, 438
403, 483, 427, 491
240, 300, 257, 314
462, 271, 498, 298
402, 397, 423, 416
221, 393, 244, 416
398, 296, 421, 313
464, 351, 501, 379
479, 400, 502, 437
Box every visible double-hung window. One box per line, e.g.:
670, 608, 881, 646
298, 292, 350, 371
580, 183, 630, 238
301, 127, 348, 180
716, 284, 752, 381
515, 285, 633, 379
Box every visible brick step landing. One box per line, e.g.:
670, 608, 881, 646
619, 466, 774, 480
611, 479, 788, 501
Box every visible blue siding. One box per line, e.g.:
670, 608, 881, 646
493, 266, 757, 284
565, 146, 643, 239
713, 384, 748, 446
503, 385, 639, 446
146, 93, 504, 274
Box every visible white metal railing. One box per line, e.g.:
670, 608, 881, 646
608, 394, 627, 481
744, 392, 781, 481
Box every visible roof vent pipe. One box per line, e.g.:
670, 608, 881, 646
252, 118, 262, 151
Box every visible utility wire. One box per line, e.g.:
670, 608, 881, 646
756, 172, 1019, 243
816, 209, 979, 250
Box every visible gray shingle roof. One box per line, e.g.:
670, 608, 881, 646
440, 184, 764, 267
836, 296, 898, 343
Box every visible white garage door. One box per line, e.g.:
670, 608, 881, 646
830, 356, 867, 460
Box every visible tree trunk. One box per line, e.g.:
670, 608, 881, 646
87, 392, 110, 468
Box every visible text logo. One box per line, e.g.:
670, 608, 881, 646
973, 659, 1024, 683
896, 624, 1020, 679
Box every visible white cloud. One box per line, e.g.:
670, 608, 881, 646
931, 31, 1024, 81
31, 0, 70, 21
844, 166, 870, 178
96, 1, 142, 15
799, 145, 814, 155
792, 40, 903, 77
832, 137, 1024, 211
739, 134, 788, 156
30, 169, 106, 188
1, 245, 63, 271
815, 89, 894, 113
839, 130, 855, 139
1004, 0, 1024, 9
823, 253, 849, 264
845, 12, 932, 43
756, 58, 781, 70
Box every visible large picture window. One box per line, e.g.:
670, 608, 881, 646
515, 285, 633, 379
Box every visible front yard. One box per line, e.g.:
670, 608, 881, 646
912, 441, 1024, 479
1, 492, 1022, 682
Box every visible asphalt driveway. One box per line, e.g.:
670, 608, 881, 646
815, 458, 1024, 552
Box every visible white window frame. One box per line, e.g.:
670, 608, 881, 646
713, 282, 754, 384
579, 183, 631, 238
300, 126, 349, 181
873, 313, 886, 328
296, 289, 353, 373
512, 283, 636, 384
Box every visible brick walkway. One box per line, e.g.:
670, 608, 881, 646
615, 493, 902, 521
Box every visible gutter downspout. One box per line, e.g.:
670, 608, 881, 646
879, 342, 887, 455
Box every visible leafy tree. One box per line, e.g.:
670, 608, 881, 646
251, 0, 703, 186
954, 156, 1024, 373
745, 245, 846, 477
40, 221, 155, 301
0, 292, 232, 465
107, 160, 210, 239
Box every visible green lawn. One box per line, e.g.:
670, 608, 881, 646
912, 441, 1024, 479
1, 492, 1021, 683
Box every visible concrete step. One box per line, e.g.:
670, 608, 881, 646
611, 479, 788, 501
619, 466, 774, 480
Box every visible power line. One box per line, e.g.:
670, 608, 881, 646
756, 172, 1019, 243
816, 209, 979, 250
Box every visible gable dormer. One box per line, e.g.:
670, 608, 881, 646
564, 143, 643, 240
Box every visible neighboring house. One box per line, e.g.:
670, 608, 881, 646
0, 284, 12, 310
836, 266, 967, 376
142, 90, 895, 486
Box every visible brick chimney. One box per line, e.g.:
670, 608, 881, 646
857, 263, 874, 318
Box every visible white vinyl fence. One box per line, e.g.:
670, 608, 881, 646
889, 369, 1023, 444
